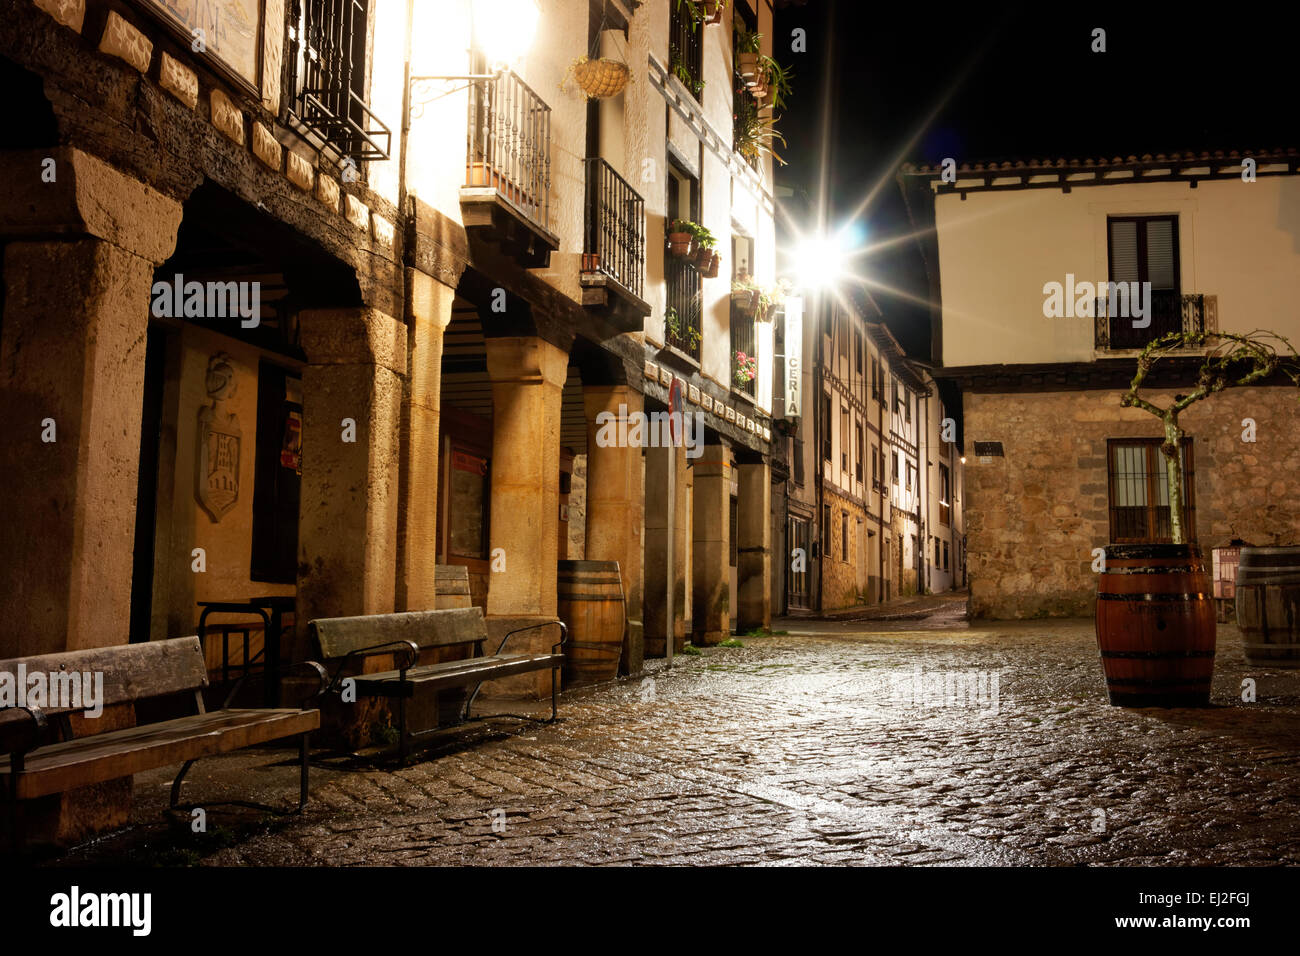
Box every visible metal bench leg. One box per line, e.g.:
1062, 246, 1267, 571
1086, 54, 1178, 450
170, 759, 197, 809
397, 696, 408, 761
297, 734, 310, 813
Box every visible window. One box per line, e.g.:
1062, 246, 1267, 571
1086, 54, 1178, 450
893, 451, 900, 485
871, 443, 879, 488
938, 463, 951, 526
906, 463, 913, 491
906, 391, 912, 424
669, 0, 704, 98
1106, 438, 1196, 543
447, 447, 491, 559
665, 162, 702, 359
855, 424, 864, 482
287, 0, 390, 162
872, 358, 883, 403
793, 437, 805, 486
934, 536, 940, 567
1105, 215, 1181, 348
822, 504, 831, 556
855, 330, 863, 375
841, 406, 850, 473
841, 511, 849, 562
821, 395, 833, 462
943, 541, 950, 571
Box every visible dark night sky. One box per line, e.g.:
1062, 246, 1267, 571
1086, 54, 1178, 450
773, 0, 1297, 359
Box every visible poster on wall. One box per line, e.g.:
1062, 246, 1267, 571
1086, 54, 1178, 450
146, 0, 262, 88
448, 450, 489, 560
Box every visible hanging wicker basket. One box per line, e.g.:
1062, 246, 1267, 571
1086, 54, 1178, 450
572, 57, 631, 98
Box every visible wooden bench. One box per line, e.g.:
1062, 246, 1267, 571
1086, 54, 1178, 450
310, 607, 566, 757
0, 637, 324, 849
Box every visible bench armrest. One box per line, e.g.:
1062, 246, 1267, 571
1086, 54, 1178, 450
0, 705, 49, 768
325, 640, 420, 694
494, 621, 568, 657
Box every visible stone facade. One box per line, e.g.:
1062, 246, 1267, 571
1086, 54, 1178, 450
821, 490, 872, 609
965, 385, 1300, 619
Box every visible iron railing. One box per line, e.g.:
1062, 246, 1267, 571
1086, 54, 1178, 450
1095, 291, 1212, 350
583, 158, 646, 299
668, 4, 703, 98
665, 254, 702, 360
731, 300, 756, 396
466, 69, 552, 234
287, 0, 391, 161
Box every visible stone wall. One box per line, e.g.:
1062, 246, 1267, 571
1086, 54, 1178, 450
822, 490, 869, 610
965, 385, 1300, 619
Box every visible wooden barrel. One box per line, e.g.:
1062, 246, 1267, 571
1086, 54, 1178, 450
557, 560, 626, 687
434, 564, 472, 609
1236, 546, 1300, 667
1095, 543, 1216, 706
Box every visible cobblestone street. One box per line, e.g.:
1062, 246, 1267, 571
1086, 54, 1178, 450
57, 598, 1300, 866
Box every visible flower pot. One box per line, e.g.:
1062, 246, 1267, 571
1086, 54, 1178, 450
702, 0, 724, 24
731, 289, 759, 313
1236, 545, 1300, 667
1095, 543, 1216, 706
581, 253, 601, 272
738, 52, 760, 82
694, 245, 713, 268
668, 232, 692, 257
572, 57, 631, 98
703, 251, 720, 278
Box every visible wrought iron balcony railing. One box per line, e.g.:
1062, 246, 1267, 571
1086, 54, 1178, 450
466, 69, 552, 235
287, 0, 391, 162
582, 158, 645, 300
1094, 291, 1216, 350
665, 255, 702, 361
730, 301, 756, 397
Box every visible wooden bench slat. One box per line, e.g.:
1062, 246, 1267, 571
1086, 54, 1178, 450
310, 607, 488, 659
0, 708, 319, 800
0, 637, 208, 713
353, 654, 564, 697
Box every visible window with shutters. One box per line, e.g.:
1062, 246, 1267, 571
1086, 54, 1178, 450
821, 395, 832, 462
1106, 437, 1196, 543
855, 423, 864, 482
841, 405, 850, 473
1104, 215, 1181, 349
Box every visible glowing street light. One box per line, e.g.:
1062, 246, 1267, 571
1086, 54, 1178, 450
791, 225, 862, 291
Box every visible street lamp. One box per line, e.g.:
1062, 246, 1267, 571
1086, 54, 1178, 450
792, 228, 857, 292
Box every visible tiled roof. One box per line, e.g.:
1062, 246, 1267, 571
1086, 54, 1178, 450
901, 147, 1298, 177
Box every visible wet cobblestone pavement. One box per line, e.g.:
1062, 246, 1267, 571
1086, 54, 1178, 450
55, 599, 1300, 866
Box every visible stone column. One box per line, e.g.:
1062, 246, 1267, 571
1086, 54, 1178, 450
692, 443, 731, 645
484, 335, 568, 696
644, 442, 687, 657
396, 270, 455, 610
583, 385, 645, 676
297, 308, 406, 626
736, 458, 772, 631
0, 147, 182, 846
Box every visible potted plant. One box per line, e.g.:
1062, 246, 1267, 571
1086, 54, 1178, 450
669, 42, 705, 98
665, 306, 702, 351
733, 89, 786, 165
734, 24, 761, 83
1097, 329, 1300, 706
565, 56, 631, 99
731, 273, 760, 313
756, 55, 793, 111
733, 350, 757, 387
667, 219, 695, 258
677, 0, 727, 28
693, 223, 718, 268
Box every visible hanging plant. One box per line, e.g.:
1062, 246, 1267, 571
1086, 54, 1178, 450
668, 219, 696, 258
678, 0, 727, 25
564, 56, 631, 99
733, 351, 757, 386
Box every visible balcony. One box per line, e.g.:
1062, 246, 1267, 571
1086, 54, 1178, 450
459, 70, 559, 268
580, 158, 650, 330
730, 299, 756, 398
1094, 291, 1218, 350
287, 0, 391, 162
664, 255, 702, 363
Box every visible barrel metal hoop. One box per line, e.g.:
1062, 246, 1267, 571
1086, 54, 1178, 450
1096, 592, 1210, 602
1100, 650, 1216, 659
